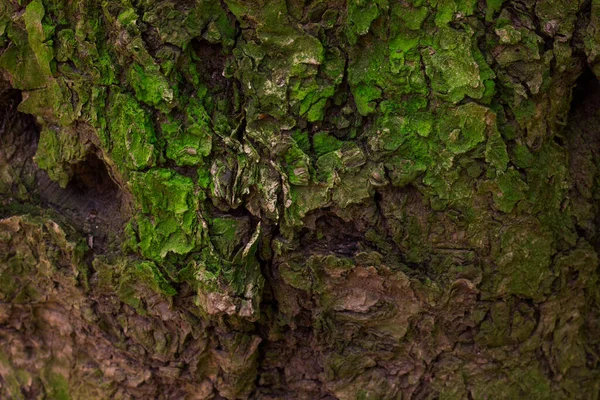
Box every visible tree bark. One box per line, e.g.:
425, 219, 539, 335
0, 0, 599, 398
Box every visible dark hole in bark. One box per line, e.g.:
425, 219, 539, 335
570, 65, 600, 113
191, 38, 228, 91
299, 211, 364, 257
66, 152, 119, 200
0, 83, 128, 251
565, 65, 600, 249
189, 37, 242, 119
42, 151, 128, 252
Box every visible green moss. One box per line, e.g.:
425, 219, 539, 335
430, 0, 477, 27
0, 351, 28, 400
55, 29, 76, 62
43, 370, 71, 400
117, 8, 138, 28
393, 4, 429, 31
1, 0, 599, 395
133, 168, 197, 213
34, 127, 87, 188
316, 151, 343, 183
313, 132, 344, 157
485, 219, 555, 299
387, 157, 428, 188
24, 0, 54, 77
193, 220, 264, 321
424, 164, 476, 209
18, 78, 75, 125
348, 33, 427, 114
323, 48, 346, 85
130, 169, 200, 260
93, 256, 177, 313
0, 3, 83, 125
470, 364, 553, 400
511, 144, 534, 169
486, 0, 505, 21
209, 216, 250, 258
292, 130, 311, 153
279, 260, 313, 291
107, 92, 157, 173
437, 103, 490, 155
285, 184, 331, 228
346, 0, 381, 42
332, 167, 374, 208
163, 98, 213, 166
422, 27, 488, 103
135, 261, 177, 296
352, 83, 381, 116
128, 63, 174, 108
284, 141, 311, 186
475, 301, 510, 347
289, 78, 335, 122
485, 127, 509, 173
492, 169, 528, 213
492, 21, 542, 67
522, 143, 569, 216
0, 26, 48, 89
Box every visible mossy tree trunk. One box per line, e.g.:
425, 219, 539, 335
0, 0, 599, 398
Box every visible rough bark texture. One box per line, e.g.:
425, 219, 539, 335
0, 0, 600, 398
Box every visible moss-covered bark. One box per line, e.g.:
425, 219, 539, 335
1, 0, 600, 398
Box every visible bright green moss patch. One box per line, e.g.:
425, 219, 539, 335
289, 78, 335, 122
131, 168, 197, 215
348, 33, 427, 114
107, 92, 157, 173
163, 97, 213, 166
430, 0, 477, 27
313, 131, 344, 157
128, 63, 174, 108
130, 169, 200, 260
352, 83, 382, 116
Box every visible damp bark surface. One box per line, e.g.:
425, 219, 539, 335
0, 0, 600, 399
